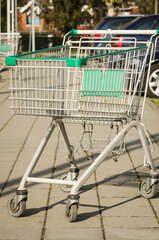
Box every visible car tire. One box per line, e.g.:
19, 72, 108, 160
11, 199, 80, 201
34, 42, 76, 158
144, 63, 159, 98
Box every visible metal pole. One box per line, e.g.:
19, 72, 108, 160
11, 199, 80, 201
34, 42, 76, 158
7, 0, 10, 37
32, 0, 35, 51
39, 0, 41, 35
155, 0, 158, 14
0, 0, 1, 33
15, 0, 17, 32
11, 0, 14, 34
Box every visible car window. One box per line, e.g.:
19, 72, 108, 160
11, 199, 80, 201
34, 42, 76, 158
99, 19, 117, 30
95, 17, 136, 30
109, 19, 134, 30
153, 20, 159, 29
135, 19, 159, 30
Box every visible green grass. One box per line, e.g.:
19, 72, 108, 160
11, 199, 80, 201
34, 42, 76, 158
150, 98, 159, 108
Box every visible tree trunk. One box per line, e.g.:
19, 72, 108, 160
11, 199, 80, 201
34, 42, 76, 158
105, 1, 114, 16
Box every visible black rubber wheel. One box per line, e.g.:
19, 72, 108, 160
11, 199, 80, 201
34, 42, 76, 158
139, 181, 158, 199
66, 204, 78, 222
8, 196, 26, 217
144, 63, 159, 98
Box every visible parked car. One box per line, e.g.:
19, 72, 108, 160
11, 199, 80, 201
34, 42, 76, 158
91, 15, 140, 54
94, 15, 159, 98
114, 15, 159, 98
93, 15, 139, 39
94, 15, 139, 31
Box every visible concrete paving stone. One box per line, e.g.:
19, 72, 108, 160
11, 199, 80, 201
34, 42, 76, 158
0, 116, 36, 159
0, 105, 12, 130
0, 77, 9, 88
52, 157, 71, 176
0, 141, 22, 155
91, 146, 137, 175
105, 227, 159, 240
100, 194, 151, 207
45, 227, 103, 240
95, 163, 139, 188
47, 186, 101, 228
13, 146, 58, 171
0, 106, 12, 130
11, 145, 57, 176
103, 215, 159, 228
100, 197, 155, 217
0, 78, 9, 88
0, 84, 8, 92
0, 189, 47, 240
0, 213, 44, 228
0, 188, 49, 218
149, 197, 159, 207
144, 101, 159, 130
0, 83, 9, 94
0, 89, 10, 104
46, 199, 101, 228
126, 133, 158, 161
0, 227, 42, 240
0, 72, 9, 89
0, 118, 60, 192
97, 179, 140, 199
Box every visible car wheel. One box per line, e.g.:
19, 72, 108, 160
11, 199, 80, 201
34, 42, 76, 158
144, 63, 159, 98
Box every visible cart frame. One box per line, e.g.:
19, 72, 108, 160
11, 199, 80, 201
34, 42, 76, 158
6, 29, 159, 222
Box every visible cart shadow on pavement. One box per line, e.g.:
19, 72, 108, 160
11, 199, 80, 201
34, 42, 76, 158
0, 90, 10, 95
80, 156, 159, 193
21, 191, 141, 220
23, 198, 67, 217
23, 194, 142, 222
76, 195, 141, 222
1, 161, 159, 221
21, 156, 159, 219
0, 154, 92, 198
0, 135, 159, 198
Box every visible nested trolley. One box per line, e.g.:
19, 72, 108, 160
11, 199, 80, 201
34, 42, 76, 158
6, 29, 159, 222
0, 33, 20, 71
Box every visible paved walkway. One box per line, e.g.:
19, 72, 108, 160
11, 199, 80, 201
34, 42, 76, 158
0, 70, 159, 240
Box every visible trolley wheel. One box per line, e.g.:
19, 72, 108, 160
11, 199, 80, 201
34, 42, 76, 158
8, 196, 26, 217
66, 203, 78, 222
60, 175, 73, 192
139, 181, 158, 199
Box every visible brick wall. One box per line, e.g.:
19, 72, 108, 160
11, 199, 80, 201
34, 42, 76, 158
17, 9, 53, 33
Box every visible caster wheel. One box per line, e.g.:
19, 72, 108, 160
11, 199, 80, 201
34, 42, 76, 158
8, 196, 26, 217
139, 181, 158, 199
66, 203, 78, 222
60, 175, 73, 192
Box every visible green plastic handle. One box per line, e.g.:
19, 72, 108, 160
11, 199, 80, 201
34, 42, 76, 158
69, 29, 78, 36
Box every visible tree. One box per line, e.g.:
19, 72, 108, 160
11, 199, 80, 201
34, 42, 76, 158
1, 0, 28, 32
17, 0, 28, 6
1, 0, 7, 32
43, 0, 89, 34
86, 0, 106, 26
102, 0, 115, 16
102, 0, 129, 16
135, 0, 159, 14
43, 0, 107, 35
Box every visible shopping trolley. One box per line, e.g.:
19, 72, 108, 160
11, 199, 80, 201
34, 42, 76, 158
0, 33, 20, 71
6, 29, 159, 222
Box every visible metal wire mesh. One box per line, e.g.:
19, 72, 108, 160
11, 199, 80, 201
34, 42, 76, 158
9, 46, 148, 125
